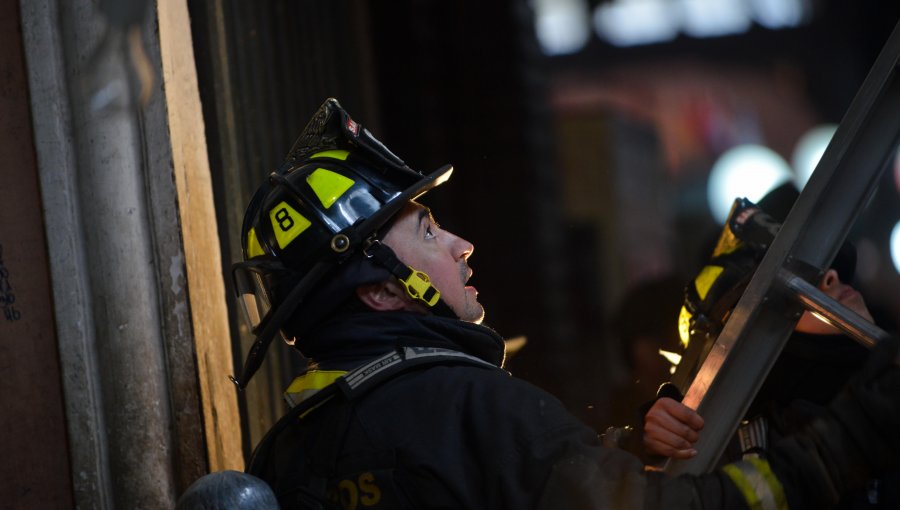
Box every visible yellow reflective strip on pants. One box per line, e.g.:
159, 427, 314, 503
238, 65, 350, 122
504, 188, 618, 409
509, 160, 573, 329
722, 458, 788, 510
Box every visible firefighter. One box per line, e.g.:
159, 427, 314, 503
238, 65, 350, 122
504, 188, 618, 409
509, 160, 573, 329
642, 187, 899, 507
230, 98, 900, 509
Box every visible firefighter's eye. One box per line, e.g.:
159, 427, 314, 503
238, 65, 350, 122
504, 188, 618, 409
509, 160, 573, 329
424, 225, 436, 240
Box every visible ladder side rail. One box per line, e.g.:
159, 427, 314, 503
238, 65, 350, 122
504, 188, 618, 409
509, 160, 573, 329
665, 19, 900, 476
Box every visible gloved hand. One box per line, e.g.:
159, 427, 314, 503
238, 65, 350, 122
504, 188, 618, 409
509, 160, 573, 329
819, 335, 900, 485
765, 336, 900, 509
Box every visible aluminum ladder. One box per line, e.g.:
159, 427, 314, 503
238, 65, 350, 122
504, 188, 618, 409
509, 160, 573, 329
665, 18, 900, 475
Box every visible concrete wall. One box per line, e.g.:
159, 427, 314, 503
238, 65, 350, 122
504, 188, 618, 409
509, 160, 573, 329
0, 0, 74, 506
18, 0, 242, 506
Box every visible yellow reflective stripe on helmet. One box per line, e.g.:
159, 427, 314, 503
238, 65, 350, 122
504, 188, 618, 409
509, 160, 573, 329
246, 227, 266, 258
269, 201, 312, 249
711, 211, 744, 257
722, 458, 788, 510
283, 370, 347, 407
307, 168, 355, 209
310, 149, 350, 161
678, 304, 692, 349
694, 265, 724, 300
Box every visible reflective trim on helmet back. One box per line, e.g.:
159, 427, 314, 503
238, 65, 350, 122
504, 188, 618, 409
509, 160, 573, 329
722, 458, 788, 510
310, 149, 350, 161
307, 168, 355, 209
246, 227, 266, 259
269, 201, 312, 249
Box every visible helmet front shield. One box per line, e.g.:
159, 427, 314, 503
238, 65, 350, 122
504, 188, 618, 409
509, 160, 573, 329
232, 261, 277, 334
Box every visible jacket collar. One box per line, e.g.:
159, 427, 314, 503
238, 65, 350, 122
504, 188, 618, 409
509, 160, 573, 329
299, 311, 507, 371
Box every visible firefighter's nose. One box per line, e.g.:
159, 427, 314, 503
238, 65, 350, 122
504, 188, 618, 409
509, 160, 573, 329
451, 233, 474, 261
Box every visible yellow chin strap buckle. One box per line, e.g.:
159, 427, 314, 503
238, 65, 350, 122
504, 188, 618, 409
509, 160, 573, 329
363, 240, 444, 309
401, 268, 441, 307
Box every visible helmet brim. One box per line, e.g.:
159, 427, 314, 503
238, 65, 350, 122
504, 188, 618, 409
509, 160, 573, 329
230, 163, 453, 389
353, 163, 453, 240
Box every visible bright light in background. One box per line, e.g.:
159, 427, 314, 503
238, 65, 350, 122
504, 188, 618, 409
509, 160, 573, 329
892, 222, 900, 274
680, 0, 751, 38
537, 0, 811, 53
584, 0, 809, 49
750, 0, 808, 28
532, 0, 591, 55
708, 144, 792, 223
593, 0, 678, 47
791, 124, 837, 189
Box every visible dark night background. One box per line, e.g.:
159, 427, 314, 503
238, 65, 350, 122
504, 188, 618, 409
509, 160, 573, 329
188, 0, 900, 452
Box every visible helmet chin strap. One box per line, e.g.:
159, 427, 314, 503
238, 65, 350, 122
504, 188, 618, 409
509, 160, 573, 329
363, 239, 458, 319
232, 239, 457, 390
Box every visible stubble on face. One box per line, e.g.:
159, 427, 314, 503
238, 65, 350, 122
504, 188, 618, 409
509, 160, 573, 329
383, 202, 485, 324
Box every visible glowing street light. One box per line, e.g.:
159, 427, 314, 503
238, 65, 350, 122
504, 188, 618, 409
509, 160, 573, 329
707, 144, 792, 223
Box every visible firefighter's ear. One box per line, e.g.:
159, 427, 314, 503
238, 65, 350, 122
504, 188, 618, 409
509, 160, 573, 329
356, 280, 417, 312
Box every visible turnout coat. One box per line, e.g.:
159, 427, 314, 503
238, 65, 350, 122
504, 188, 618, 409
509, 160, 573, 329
248, 311, 828, 509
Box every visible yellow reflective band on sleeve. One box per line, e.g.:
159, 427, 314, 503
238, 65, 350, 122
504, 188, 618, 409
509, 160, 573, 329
246, 227, 265, 258
310, 149, 350, 161
283, 370, 347, 408
307, 168, 355, 209
694, 265, 724, 301
269, 201, 312, 249
722, 458, 788, 510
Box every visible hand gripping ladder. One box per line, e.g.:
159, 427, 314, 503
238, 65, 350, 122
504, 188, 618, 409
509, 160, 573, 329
665, 18, 900, 475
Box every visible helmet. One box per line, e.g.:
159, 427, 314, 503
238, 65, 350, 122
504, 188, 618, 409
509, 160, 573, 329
231, 98, 453, 389
671, 190, 857, 390
176, 471, 278, 510
669, 197, 773, 389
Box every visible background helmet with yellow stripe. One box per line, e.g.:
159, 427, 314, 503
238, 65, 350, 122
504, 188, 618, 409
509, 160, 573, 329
670, 184, 857, 391
231, 98, 453, 389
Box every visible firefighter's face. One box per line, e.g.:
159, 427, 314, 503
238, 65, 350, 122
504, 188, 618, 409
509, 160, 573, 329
382, 202, 485, 324
795, 268, 873, 334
